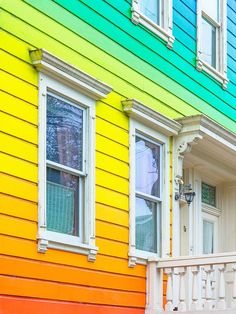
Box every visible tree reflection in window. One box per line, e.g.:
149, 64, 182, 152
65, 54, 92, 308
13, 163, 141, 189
47, 94, 83, 171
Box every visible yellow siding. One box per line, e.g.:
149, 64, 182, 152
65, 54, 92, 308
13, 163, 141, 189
0, 1, 174, 310
0, 132, 37, 163
0, 111, 37, 143
0, 153, 37, 182
0, 90, 38, 124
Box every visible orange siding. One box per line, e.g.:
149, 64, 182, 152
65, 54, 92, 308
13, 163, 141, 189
0, 296, 144, 314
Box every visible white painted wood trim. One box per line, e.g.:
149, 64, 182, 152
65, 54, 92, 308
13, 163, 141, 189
128, 119, 171, 266
156, 251, 236, 268
176, 115, 236, 152
131, 0, 175, 49
30, 49, 112, 99
122, 98, 181, 136
35, 52, 112, 259
196, 0, 228, 89
202, 204, 222, 217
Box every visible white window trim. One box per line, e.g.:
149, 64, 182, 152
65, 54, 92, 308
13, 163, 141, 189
196, 0, 228, 89
30, 49, 112, 261
131, 0, 175, 49
122, 99, 181, 266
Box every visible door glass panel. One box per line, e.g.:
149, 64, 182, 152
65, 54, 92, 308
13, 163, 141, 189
202, 182, 216, 206
203, 220, 214, 254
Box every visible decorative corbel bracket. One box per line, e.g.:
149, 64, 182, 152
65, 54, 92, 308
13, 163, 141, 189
38, 238, 48, 253
131, 0, 140, 25
88, 248, 98, 262
167, 35, 175, 49
129, 256, 138, 268
173, 132, 203, 193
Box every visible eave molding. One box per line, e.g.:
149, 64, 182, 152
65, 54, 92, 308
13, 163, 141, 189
176, 115, 236, 152
122, 98, 181, 136
30, 49, 112, 100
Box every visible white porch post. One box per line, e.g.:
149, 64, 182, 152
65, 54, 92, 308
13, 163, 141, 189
145, 258, 163, 314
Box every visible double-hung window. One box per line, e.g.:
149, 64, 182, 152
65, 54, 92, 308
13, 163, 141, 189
122, 99, 181, 266
30, 49, 112, 260
131, 0, 174, 48
196, 0, 228, 88
135, 134, 162, 255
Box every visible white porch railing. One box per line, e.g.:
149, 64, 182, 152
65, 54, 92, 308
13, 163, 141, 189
145, 252, 236, 313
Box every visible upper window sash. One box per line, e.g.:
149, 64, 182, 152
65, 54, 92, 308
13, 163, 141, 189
46, 92, 86, 174
196, 0, 228, 89
131, 0, 175, 49
135, 133, 162, 199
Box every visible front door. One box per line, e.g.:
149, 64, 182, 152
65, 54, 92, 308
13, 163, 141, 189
202, 211, 218, 254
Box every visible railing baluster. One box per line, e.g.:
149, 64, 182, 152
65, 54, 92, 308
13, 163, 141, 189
231, 264, 236, 309
165, 267, 174, 311
204, 265, 213, 310
178, 267, 187, 311
217, 264, 226, 310
191, 266, 200, 311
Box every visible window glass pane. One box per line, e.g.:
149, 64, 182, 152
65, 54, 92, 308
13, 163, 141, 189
135, 136, 161, 197
135, 197, 160, 253
201, 18, 216, 68
202, 182, 216, 206
47, 94, 83, 170
140, 0, 160, 24
203, 220, 214, 254
46, 167, 80, 236
202, 0, 219, 21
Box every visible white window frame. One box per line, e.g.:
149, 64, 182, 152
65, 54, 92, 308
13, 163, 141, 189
129, 120, 169, 265
122, 99, 181, 266
196, 0, 228, 89
30, 49, 112, 261
131, 0, 175, 49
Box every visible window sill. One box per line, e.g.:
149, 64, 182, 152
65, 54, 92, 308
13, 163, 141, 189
131, 8, 175, 49
196, 58, 228, 89
128, 250, 162, 267
38, 230, 98, 262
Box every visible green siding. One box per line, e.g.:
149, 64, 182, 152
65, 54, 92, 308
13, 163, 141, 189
13, 0, 236, 132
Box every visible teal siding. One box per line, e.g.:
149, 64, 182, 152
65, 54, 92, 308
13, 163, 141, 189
23, 0, 236, 129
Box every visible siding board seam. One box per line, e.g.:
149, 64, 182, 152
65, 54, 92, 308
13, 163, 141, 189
0, 252, 145, 279
0, 69, 37, 88
0, 274, 145, 294
0, 89, 38, 108
46, 0, 236, 113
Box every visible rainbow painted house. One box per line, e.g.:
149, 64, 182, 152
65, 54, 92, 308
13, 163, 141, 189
1, 0, 236, 313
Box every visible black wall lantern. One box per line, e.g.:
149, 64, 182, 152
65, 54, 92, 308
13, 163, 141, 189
175, 183, 196, 206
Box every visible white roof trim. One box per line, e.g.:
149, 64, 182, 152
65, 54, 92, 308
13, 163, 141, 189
30, 49, 112, 100
122, 98, 182, 136
176, 115, 236, 152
